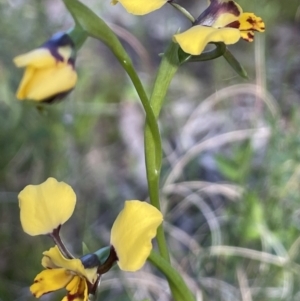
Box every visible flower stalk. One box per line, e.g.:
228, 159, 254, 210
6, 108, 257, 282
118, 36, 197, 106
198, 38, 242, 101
148, 251, 196, 301
50, 227, 74, 259
97, 247, 118, 274
144, 41, 180, 263
144, 41, 191, 300
169, 2, 195, 23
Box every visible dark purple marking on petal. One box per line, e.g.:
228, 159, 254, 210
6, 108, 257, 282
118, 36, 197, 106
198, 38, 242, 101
195, 0, 240, 26
41, 33, 74, 62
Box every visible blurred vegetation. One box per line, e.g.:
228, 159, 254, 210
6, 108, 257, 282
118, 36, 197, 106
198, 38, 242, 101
1, 0, 300, 300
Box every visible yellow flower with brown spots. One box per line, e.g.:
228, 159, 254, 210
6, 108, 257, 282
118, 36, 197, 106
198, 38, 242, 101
28, 201, 163, 300
173, 0, 265, 55
31, 246, 98, 301
19, 177, 163, 299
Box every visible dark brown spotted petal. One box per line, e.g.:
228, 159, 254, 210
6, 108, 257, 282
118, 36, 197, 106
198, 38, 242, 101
226, 12, 265, 42
238, 13, 265, 32
240, 31, 255, 42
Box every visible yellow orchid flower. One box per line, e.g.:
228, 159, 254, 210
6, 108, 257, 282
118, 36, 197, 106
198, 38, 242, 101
30, 246, 98, 301
111, 200, 163, 271
111, 0, 167, 15
173, 0, 265, 55
27, 200, 162, 300
18, 177, 76, 236
13, 33, 77, 102
19, 176, 163, 298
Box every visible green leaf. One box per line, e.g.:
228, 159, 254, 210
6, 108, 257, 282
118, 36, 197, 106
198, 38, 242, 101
223, 48, 248, 79
216, 141, 253, 184
241, 193, 265, 240
82, 241, 90, 255
94, 246, 111, 264
216, 155, 240, 182
177, 48, 192, 64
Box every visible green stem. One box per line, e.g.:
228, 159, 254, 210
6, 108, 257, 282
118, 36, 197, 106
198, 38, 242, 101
177, 42, 227, 65
186, 42, 227, 63
67, 25, 88, 51
145, 41, 180, 260
50, 228, 74, 259
148, 251, 196, 301
62, 0, 162, 169
149, 42, 180, 117
144, 42, 182, 300
122, 62, 162, 170
169, 2, 195, 23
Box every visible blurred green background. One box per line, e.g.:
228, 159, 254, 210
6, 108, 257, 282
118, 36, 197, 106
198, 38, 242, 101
1, 0, 300, 300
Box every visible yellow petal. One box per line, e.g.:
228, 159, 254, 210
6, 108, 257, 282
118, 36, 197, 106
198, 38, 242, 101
57, 46, 73, 62
111, 0, 166, 15
240, 30, 255, 42
13, 48, 56, 68
16, 63, 77, 101
173, 25, 241, 56
42, 246, 98, 284
110, 200, 163, 271
30, 269, 73, 298
62, 276, 88, 301
16, 67, 35, 100
212, 11, 240, 28
18, 177, 76, 235
238, 13, 265, 32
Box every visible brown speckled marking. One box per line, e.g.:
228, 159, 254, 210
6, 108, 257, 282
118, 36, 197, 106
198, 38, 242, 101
246, 17, 265, 31
247, 16, 255, 25
226, 20, 240, 28
247, 32, 254, 41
